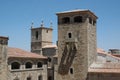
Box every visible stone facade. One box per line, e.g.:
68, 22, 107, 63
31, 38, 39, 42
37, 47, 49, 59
0, 36, 9, 80
1, 9, 120, 80
88, 73, 120, 80
8, 57, 47, 80
55, 10, 97, 80
31, 26, 53, 54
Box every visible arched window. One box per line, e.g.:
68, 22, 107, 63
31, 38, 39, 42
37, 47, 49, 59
27, 77, 31, 80
68, 33, 72, 38
36, 31, 39, 40
38, 75, 42, 80
25, 62, 32, 69
37, 62, 42, 68
62, 17, 70, 24
74, 16, 83, 23
11, 62, 20, 70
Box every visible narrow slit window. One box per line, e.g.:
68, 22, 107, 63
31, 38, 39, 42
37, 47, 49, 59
36, 31, 39, 40
70, 68, 73, 74
68, 33, 72, 38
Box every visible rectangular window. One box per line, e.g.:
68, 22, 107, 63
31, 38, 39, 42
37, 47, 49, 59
70, 68, 73, 74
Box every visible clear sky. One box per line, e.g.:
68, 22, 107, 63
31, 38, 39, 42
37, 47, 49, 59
0, 0, 120, 51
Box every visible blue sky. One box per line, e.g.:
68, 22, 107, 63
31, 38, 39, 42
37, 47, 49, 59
0, 0, 120, 51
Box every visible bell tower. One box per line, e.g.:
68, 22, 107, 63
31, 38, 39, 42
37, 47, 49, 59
0, 36, 9, 80
55, 10, 98, 80
31, 22, 53, 54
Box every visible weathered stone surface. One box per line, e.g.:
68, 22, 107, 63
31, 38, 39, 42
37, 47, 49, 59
56, 10, 97, 80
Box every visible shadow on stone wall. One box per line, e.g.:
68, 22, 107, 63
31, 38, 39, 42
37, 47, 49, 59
58, 42, 77, 75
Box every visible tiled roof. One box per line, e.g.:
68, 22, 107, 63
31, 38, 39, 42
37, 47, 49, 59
97, 48, 106, 54
97, 48, 120, 61
89, 48, 120, 73
8, 47, 47, 59
89, 62, 120, 73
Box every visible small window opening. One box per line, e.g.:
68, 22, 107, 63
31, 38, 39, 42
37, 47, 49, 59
48, 76, 52, 80
68, 33, 72, 38
25, 62, 32, 69
89, 17, 92, 24
93, 20, 96, 25
27, 77, 31, 80
70, 68, 73, 74
62, 17, 70, 24
38, 75, 42, 80
36, 31, 39, 40
74, 16, 83, 23
46, 30, 48, 33
48, 57, 52, 62
37, 62, 42, 68
11, 62, 20, 70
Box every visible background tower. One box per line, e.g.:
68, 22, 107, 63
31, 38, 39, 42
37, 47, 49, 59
31, 23, 53, 54
55, 10, 97, 80
0, 36, 9, 80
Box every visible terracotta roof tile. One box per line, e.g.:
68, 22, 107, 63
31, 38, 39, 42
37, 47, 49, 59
8, 47, 47, 59
89, 68, 120, 73
97, 48, 106, 54
89, 62, 120, 73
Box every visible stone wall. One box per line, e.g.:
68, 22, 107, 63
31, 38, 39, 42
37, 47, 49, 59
87, 72, 120, 80
8, 58, 48, 80
56, 10, 97, 80
31, 27, 53, 54
0, 37, 9, 80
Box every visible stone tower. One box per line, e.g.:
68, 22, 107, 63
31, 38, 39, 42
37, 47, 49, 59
55, 10, 97, 80
31, 23, 53, 54
0, 36, 9, 80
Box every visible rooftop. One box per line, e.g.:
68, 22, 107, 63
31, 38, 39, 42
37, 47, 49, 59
56, 9, 98, 19
8, 47, 47, 59
89, 62, 120, 73
0, 36, 9, 40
